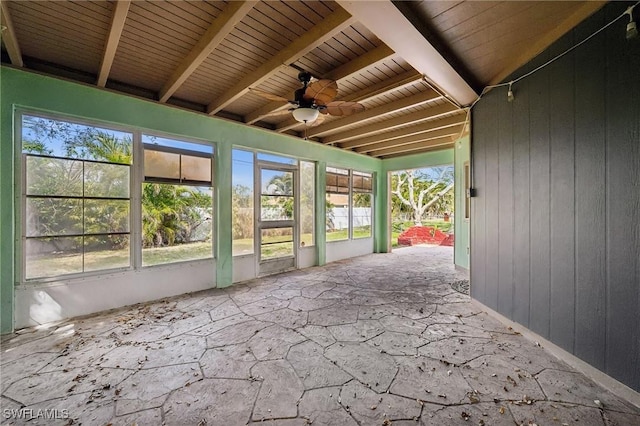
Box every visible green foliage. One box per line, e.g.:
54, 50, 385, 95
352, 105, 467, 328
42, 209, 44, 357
22, 115, 211, 252
142, 183, 211, 248
232, 184, 253, 240
391, 166, 454, 225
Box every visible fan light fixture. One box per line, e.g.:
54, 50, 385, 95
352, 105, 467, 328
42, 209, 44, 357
292, 107, 319, 123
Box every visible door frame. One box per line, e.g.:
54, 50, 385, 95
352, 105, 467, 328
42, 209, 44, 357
254, 159, 299, 276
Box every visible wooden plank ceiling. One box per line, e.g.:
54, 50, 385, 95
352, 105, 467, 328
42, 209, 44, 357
1, 0, 604, 159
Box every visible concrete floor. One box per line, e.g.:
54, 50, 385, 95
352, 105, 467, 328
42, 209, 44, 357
1, 246, 639, 425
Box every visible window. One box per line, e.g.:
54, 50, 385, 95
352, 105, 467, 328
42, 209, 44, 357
141, 136, 213, 267
326, 167, 350, 241
326, 167, 374, 242
232, 149, 254, 256
352, 171, 373, 238
22, 115, 132, 280
299, 161, 315, 247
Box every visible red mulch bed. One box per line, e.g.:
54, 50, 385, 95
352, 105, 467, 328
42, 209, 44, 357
397, 225, 455, 246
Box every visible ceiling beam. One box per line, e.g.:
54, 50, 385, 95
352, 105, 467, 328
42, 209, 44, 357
340, 70, 422, 103
304, 88, 440, 138
336, 0, 477, 106
0, 0, 23, 67
489, 1, 606, 86
322, 102, 459, 145
356, 124, 463, 154
322, 44, 394, 81
97, 0, 131, 87
379, 143, 454, 159
159, 1, 257, 103
273, 70, 422, 132
339, 113, 466, 149
369, 135, 454, 157
246, 44, 396, 126
207, 8, 355, 115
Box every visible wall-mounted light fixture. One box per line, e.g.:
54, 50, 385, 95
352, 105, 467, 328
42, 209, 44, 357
507, 81, 515, 102
626, 5, 638, 39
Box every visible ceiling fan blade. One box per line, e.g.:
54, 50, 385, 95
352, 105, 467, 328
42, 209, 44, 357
304, 79, 338, 105
323, 101, 365, 117
249, 87, 291, 103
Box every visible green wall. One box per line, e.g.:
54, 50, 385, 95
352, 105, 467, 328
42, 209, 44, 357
454, 136, 470, 269
0, 67, 383, 333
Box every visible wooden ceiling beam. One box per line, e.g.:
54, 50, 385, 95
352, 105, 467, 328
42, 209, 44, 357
322, 102, 459, 145
322, 44, 394, 81
0, 0, 23, 67
369, 136, 454, 157
336, 0, 477, 106
379, 143, 454, 159
273, 70, 422, 132
489, 1, 605, 86
246, 44, 397, 126
207, 8, 355, 115
339, 113, 466, 149
356, 124, 463, 154
97, 0, 131, 87
341, 70, 422, 103
159, 1, 257, 103
304, 89, 440, 138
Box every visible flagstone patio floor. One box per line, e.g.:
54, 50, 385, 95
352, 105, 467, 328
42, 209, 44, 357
1, 246, 639, 425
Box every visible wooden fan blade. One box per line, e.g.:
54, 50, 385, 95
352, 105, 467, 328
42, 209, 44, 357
304, 79, 338, 105
249, 87, 290, 103
323, 101, 365, 117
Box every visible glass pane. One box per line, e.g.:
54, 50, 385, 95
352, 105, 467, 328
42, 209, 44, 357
353, 171, 373, 192
141, 183, 213, 266
84, 235, 130, 272
144, 149, 180, 180
232, 149, 254, 256
26, 156, 83, 196
300, 161, 315, 247
25, 237, 83, 279
181, 155, 211, 182
257, 152, 296, 165
261, 228, 294, 260
85, 199, 130, 234
21, 115, 132, 163
262, 170, 293, 195
326, 167, 349, 193
326, 193, 349, 241
84, 162, 130, 198
26, 198, 83, 237
142, 135, 213, 154
261, 195, 294, 220
353, 192, 372, 238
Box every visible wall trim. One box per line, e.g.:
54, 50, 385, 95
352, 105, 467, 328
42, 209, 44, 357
471, 299, 640, 409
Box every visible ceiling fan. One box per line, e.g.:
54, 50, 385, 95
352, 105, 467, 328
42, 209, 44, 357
250, 71, 365, 125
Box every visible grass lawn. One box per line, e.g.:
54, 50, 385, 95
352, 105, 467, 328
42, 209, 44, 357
26, 241, 213, 278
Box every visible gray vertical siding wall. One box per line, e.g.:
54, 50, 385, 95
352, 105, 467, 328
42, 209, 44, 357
471, 2, 640, 392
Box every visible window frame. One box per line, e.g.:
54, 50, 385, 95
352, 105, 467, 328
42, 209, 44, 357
325, 166, 375, 243
140, 134, 215, 268
18, 111, 135, 282
17, 110, 216, 284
